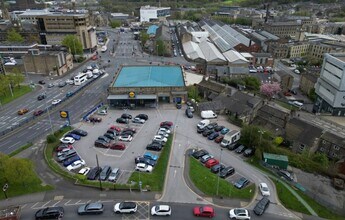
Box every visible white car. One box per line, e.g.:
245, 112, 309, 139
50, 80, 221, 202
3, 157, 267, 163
78, 167, 90, 175
158, 127, 171, 134
132, 117, 145, 124
67, 160, 85, 171
153, 135, 167, 143
229, 208, 251, 220
66, 79, 74, 85
118, 135, 133, 142
157, 131, 168, 138
259, 183, 270, 196
52, 99, 62, 105
60, 137, 75, 144
135, 163, 153, 172
114, 202, 137, 214
151, 205, 171, 216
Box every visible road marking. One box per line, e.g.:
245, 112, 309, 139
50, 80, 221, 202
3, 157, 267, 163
51, 200, 61, 207
174, 169, 177, 178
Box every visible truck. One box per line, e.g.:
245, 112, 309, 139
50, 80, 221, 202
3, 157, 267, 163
197, 119, 210, 129
0, 206, 21, 220
201, 110, 217, 119
220, 130, 241, 147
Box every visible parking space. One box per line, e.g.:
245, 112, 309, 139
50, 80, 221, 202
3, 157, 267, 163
121, 201, 150, 220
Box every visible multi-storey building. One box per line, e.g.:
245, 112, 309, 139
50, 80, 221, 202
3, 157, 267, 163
36, 12, 97, 51
140, 5, 170, 23
314, 53, 345, 116
262, 21, 302, 38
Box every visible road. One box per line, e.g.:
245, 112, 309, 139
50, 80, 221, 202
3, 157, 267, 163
274, 60, 301, 89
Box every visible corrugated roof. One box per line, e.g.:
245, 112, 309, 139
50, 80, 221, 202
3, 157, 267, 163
223, 50, 249, 63
263, 152, 289, 162
260, 31, 279, 40
183, 41, 205, 60
199, 40, 226, 63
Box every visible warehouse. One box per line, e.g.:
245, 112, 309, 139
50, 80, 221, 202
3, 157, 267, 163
108, 65, 187, 108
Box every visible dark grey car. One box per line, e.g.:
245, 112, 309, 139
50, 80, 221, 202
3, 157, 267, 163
78, 202, 104, 215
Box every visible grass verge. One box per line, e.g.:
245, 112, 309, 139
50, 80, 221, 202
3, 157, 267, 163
0, 85, 32, 105
128, 135, 173, 191
189, 157, 255, 199
8, 142, 33, 157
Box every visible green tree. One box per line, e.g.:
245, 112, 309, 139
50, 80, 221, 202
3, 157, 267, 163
308, 88, 317, 102
244, 76, 261, 91
187, 85, 200, 102
62, 35, 83, 59
156, 39, 166, 56
140, 31, 149, 46
9, 68, 25, 88
6, 29, 24, 43
109, 20, 121, 28
311, 152, 329, 168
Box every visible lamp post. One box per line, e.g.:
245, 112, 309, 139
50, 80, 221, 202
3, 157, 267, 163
258, 130, 265, 148
216, 148, 223, 196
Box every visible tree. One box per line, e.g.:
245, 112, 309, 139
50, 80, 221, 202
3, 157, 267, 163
156, 39, 166, 56
187, 85, 200, 102
243, 76, 261, 91
140, 31, 149, 46
6, 29, 24, 43
260, 82, 281, 98
62, 35, 83, 59
9, 68, 25, 88
109, 20, 121, 28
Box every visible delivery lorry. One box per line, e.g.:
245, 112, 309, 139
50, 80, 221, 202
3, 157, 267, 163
220, 130, 241, 147
201, 110, 217, 119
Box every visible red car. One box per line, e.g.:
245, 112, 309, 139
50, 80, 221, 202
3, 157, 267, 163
160, 121, 173, 127
205, 159, 219, 168
110, 125, 121, 132
122, 127, 136, 133
193, 206, 215, 218
91, 55, 98, 60
33, 110, 44, 116
56, 144, 73, 152
214, 135, 224, 143
109, 143, 126, 150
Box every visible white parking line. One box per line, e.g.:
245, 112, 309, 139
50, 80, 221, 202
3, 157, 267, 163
51, 200, 62, 207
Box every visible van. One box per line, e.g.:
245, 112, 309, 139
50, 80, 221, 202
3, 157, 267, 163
99, 166, 112, 181
201, 110, 217, 119
292, 101, 303, 108
220, 130, 241, 147
197, 119, 210, 129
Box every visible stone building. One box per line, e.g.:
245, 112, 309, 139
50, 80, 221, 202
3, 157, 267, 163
273, 70, 294, 92
317, 131, 345, 161
299, 74, 318, 95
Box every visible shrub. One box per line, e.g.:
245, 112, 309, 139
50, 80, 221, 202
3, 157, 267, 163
47, 134, 57, 143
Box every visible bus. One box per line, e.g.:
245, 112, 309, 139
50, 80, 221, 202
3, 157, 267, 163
74, 73, 88, 86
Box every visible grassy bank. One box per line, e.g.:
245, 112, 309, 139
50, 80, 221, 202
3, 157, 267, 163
0, 85, 32, 105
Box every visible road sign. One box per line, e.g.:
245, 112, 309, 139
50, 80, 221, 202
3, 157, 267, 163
3, 183, 8, 192
60, 111, 68, 118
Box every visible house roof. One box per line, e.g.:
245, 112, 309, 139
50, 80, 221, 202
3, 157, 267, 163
259, 104, 290, 118
321, 131, 345, 147
197, 79, 225, 93
287, 118, 323, 147
197, 100, 224, 112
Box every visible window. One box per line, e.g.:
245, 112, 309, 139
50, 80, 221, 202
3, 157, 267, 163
322, 140, 327, 144
333, 145, 340, 150
332, 152, 338, 158
299, 144, 305, 151
319, 147, 325, 152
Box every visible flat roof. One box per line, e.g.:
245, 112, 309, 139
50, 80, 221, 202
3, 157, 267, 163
113, 66, 185, 87
263, 152, 289, 162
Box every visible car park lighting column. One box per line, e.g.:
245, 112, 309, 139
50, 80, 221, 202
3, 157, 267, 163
216, 148, 223, 196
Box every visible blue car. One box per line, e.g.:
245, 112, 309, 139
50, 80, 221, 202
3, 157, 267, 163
234, 177, 249, 189
220, 128, 230, 135
66, 133, 81, 140
208, 132, 219, 140
63, 155, 81, 167
143, 152, 159, 161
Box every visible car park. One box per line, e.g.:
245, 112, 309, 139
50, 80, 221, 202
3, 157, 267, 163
208, 132, 219, 140
87, 167, 102, 180
108, 168, 120, 182
99, 166, 112, 181
234, 177, 249, 189
193, 206, 215, 218
60, 137, 75, 144
66, 160, 85, 171
136, 114, 148, 120
114, 202, 137, 214
103, 132, 115, 140
151, 205, 171, 216
235, 145, 247, 154
78, 167, 90, 175
219, 166, 235, 178
205, 159, 219, 168
144, 152, 158, 161
146, 143, 162, 151
78, 202, 104, 215
35, 206, 64, 219
121, 113, 132, 119
132, 117, 145, 124
200, 154, 214, 163
135, 156, 156, 167
52, 99, 61, 105
135, 163, 153, 172
98, 136, 110, 143
192, 149, 209, 159
119, 135, 133, 142
62, 155, 81, 167
17, 108, 29, 115
116, 118, 128, 124
253, 197, 270, 216
229, 208, 250, 219
71, 129, 88, 136
243, 148, 255, 157
33, 110, 44, 116
259, 182, 270, 196
153, 135, 167, 143
94, 139, 109, 148
109, 143, 126, 150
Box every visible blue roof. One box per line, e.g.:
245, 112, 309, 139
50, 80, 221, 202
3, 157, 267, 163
147, 25, 158, 35
113, 66, 185, 87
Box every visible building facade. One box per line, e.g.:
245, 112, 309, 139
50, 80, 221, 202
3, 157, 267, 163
314, 53, 345, 116
317, 131, 345, 161
263, 21, 302, 38
299, 74, 318, 95
140, 5, 170, 23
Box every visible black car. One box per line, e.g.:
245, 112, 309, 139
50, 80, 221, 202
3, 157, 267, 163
235, 145, 247, 154
176, 103, 182, 109
214, 125, 224, 132
98, 136, 110, 143
103, 133, 115, 140
197, 126, 206, 133
35, 206, 64, 219
219, 166, 235, 178
135, 156, 156, 167
227, 142, 242, 151
160, 124, 171, 130
37, 94, 46, 101
206, 122, 218, 130
278, 170, 294, 181
243, 148, 255, 157
146, 143, 162, 151
106, 129, 118, 136
38, 80, 46, 85
121, 113, 132, 119
185, 109, 193, 118
152, 139, 165, 146
207, 132, 219, 140
192, 149, 208, 159
202, 129, 214, 137
253, 197, 270, 216
87, 167, 102, 180
116, 118, 128, 124
71, 129, 88, 136
122, 127, 137, 133
136, 114, 148, 120
210, 164, 225, 173
94, 140, 109, 148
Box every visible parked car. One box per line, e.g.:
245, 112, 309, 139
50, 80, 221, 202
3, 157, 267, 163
87, 167, 102, 180
78, 167, 90, 176
235, 145, 247, 154
114, 202, 137, 214
33, 110, 44, 116
56, 144, 73, 152
99, 166, 112, 181
229, 208, 250, 220
151, 205, 171, 216
18, 108, 29, 115
63, 155, 81, 167
37, 94, 46, 101
89, 115, 102, 123
205, 159, 219, 168
208, 132, 219, 140
192, 149, 209, 159
136, 114, 148, 120
119, 135, 133, 142
144, 152, 158, 161
97, 136, 110, 143
206, 123, 218, 130
200, 154, 214, 163
219, 166, 235, 178
135, 163, 153, 172
215, 135, 224, 143
186, 109, 193, 118
243, 148, 255, 157
193, 206, 215, 218
103, 132, 115, 140
227, 142, 241, 151
253, 197, 270, 216
65, 133, 81, 140
121, 113, 132, 119
121, 130, 135, 136
106, 129, 118, 136
234, 177, 249, 189
259, 182, 270, 196
122, 127, 137, 133
71, 129, 88, 136
214, 125, 224, 132
146, 143, 162, 151
109, 143, 126, 150
52, 99, 61, 105
57, 149, 77, 162
160, 121, 173, 127
134, 156, 156, 167
132, 117, 145, 124
158, 127, 171, 134
278, 170, 294, 181
35, 206, 64, 219
60, 137, 75, 144
157, 131, 169, 137
109, 125, 121, 132
176, 103, 182, 109
153, 135, 167, 143
202, 129, 214, 137
116, 118, 128, 124
210, 164, 225, 173
78, 202, 104, 215
197, 127, 206, 133
108, 168, 120, 182
66, 160, 85, 171
187, 106, 195, 112
94, 140, 109, 148
220, 128, 230, 135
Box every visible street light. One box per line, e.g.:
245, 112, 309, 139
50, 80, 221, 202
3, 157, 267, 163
258, 130, 265, 148
216, 148, 223, 196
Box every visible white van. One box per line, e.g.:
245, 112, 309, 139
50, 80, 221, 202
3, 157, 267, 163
292, 101, 303, 108
197, 119, 210, 129
201, 110, 217, 119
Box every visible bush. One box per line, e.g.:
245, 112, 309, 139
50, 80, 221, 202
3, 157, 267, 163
47, 134, 57, 143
